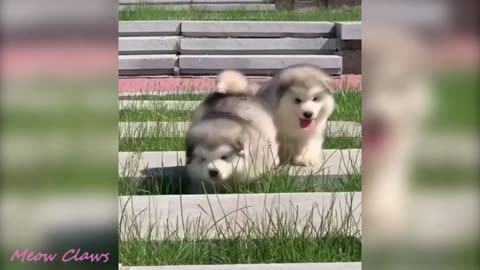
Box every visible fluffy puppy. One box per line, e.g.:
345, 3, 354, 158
185, 70, 278, 193
256, 65, 335, 167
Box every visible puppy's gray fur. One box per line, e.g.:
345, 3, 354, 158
186, 71, 278, 193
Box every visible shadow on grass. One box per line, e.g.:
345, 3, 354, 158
119, 165, 361, 196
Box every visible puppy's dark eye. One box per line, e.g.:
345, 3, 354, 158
313, 96, 320, 102
200, 157, 207, 162
294, 98, 302, 104
221, 155, 228, 160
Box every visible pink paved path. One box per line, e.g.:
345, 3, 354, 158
119, 74, 362, 95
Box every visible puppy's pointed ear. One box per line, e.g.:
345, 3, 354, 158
234, 137, 245, 153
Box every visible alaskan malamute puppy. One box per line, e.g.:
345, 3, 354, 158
256, 65, 335, 167
185, 71, 279, 193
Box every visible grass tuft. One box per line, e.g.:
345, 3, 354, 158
119, 6, 361, 21
121, 235, 361, 265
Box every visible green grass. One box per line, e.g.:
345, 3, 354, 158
119, 136, 360, 152
119, 91, 361, 122
120, 235, 361, 266
119, 6, 361, 21
119, 168, 361, 195
120, 109, 191, 122
119, 190, 361, 265
120, 92, 207, 101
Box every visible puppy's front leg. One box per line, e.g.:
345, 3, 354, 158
292, 137, 322, 167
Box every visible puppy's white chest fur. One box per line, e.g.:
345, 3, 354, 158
277, 118, 326, 167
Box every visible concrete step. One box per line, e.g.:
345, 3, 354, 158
118, 149, 361, 177
181, 21, 335, 38
119, 21, 181, 37
179, 55, 342, 76
119, 191, 361, 240
119, 54, 177, 75
118, 121, 362, 138
336, 22, 362, 40
179, 38, 337, 55
119, 37, 179, 54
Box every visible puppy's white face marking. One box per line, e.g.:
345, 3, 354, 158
277, 85, 333, 133
186, 144, 243, 182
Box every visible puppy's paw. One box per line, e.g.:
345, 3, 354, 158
292, 156, 321, 167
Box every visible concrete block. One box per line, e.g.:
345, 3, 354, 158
336, 22, 361, 40
180, 38, 337, 55
119, 21, 180, 36
119, 37, 179, 54
119, 55, 177, 75
181, 21, 335, 38
119, 192, 361, 240
178, 55, 342, 75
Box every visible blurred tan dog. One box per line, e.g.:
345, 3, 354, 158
363, 28, 431, 243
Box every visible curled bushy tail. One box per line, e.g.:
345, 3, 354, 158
216, 70, 250, 95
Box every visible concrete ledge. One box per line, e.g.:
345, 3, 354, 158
336, 22, 361, 40
181, 21, 335, 38
119, 54, 177, 75
179, 55, 342, 76
119, 21, 181, 36
180, 38, 337, 55
119, 37, 179, 54
119, 192, 361, 240
119, 149, 361, 177
118, 120, 361, 138
123, 262, 361, 270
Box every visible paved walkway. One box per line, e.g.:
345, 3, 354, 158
119, 74, 362, 94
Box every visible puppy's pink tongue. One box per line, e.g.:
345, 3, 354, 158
299, 119, 315, 130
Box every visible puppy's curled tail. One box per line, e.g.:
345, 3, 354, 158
216, 70, 251, 95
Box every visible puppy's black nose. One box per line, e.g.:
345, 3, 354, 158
303, 112, 313, 119
208, 169, 219, 178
